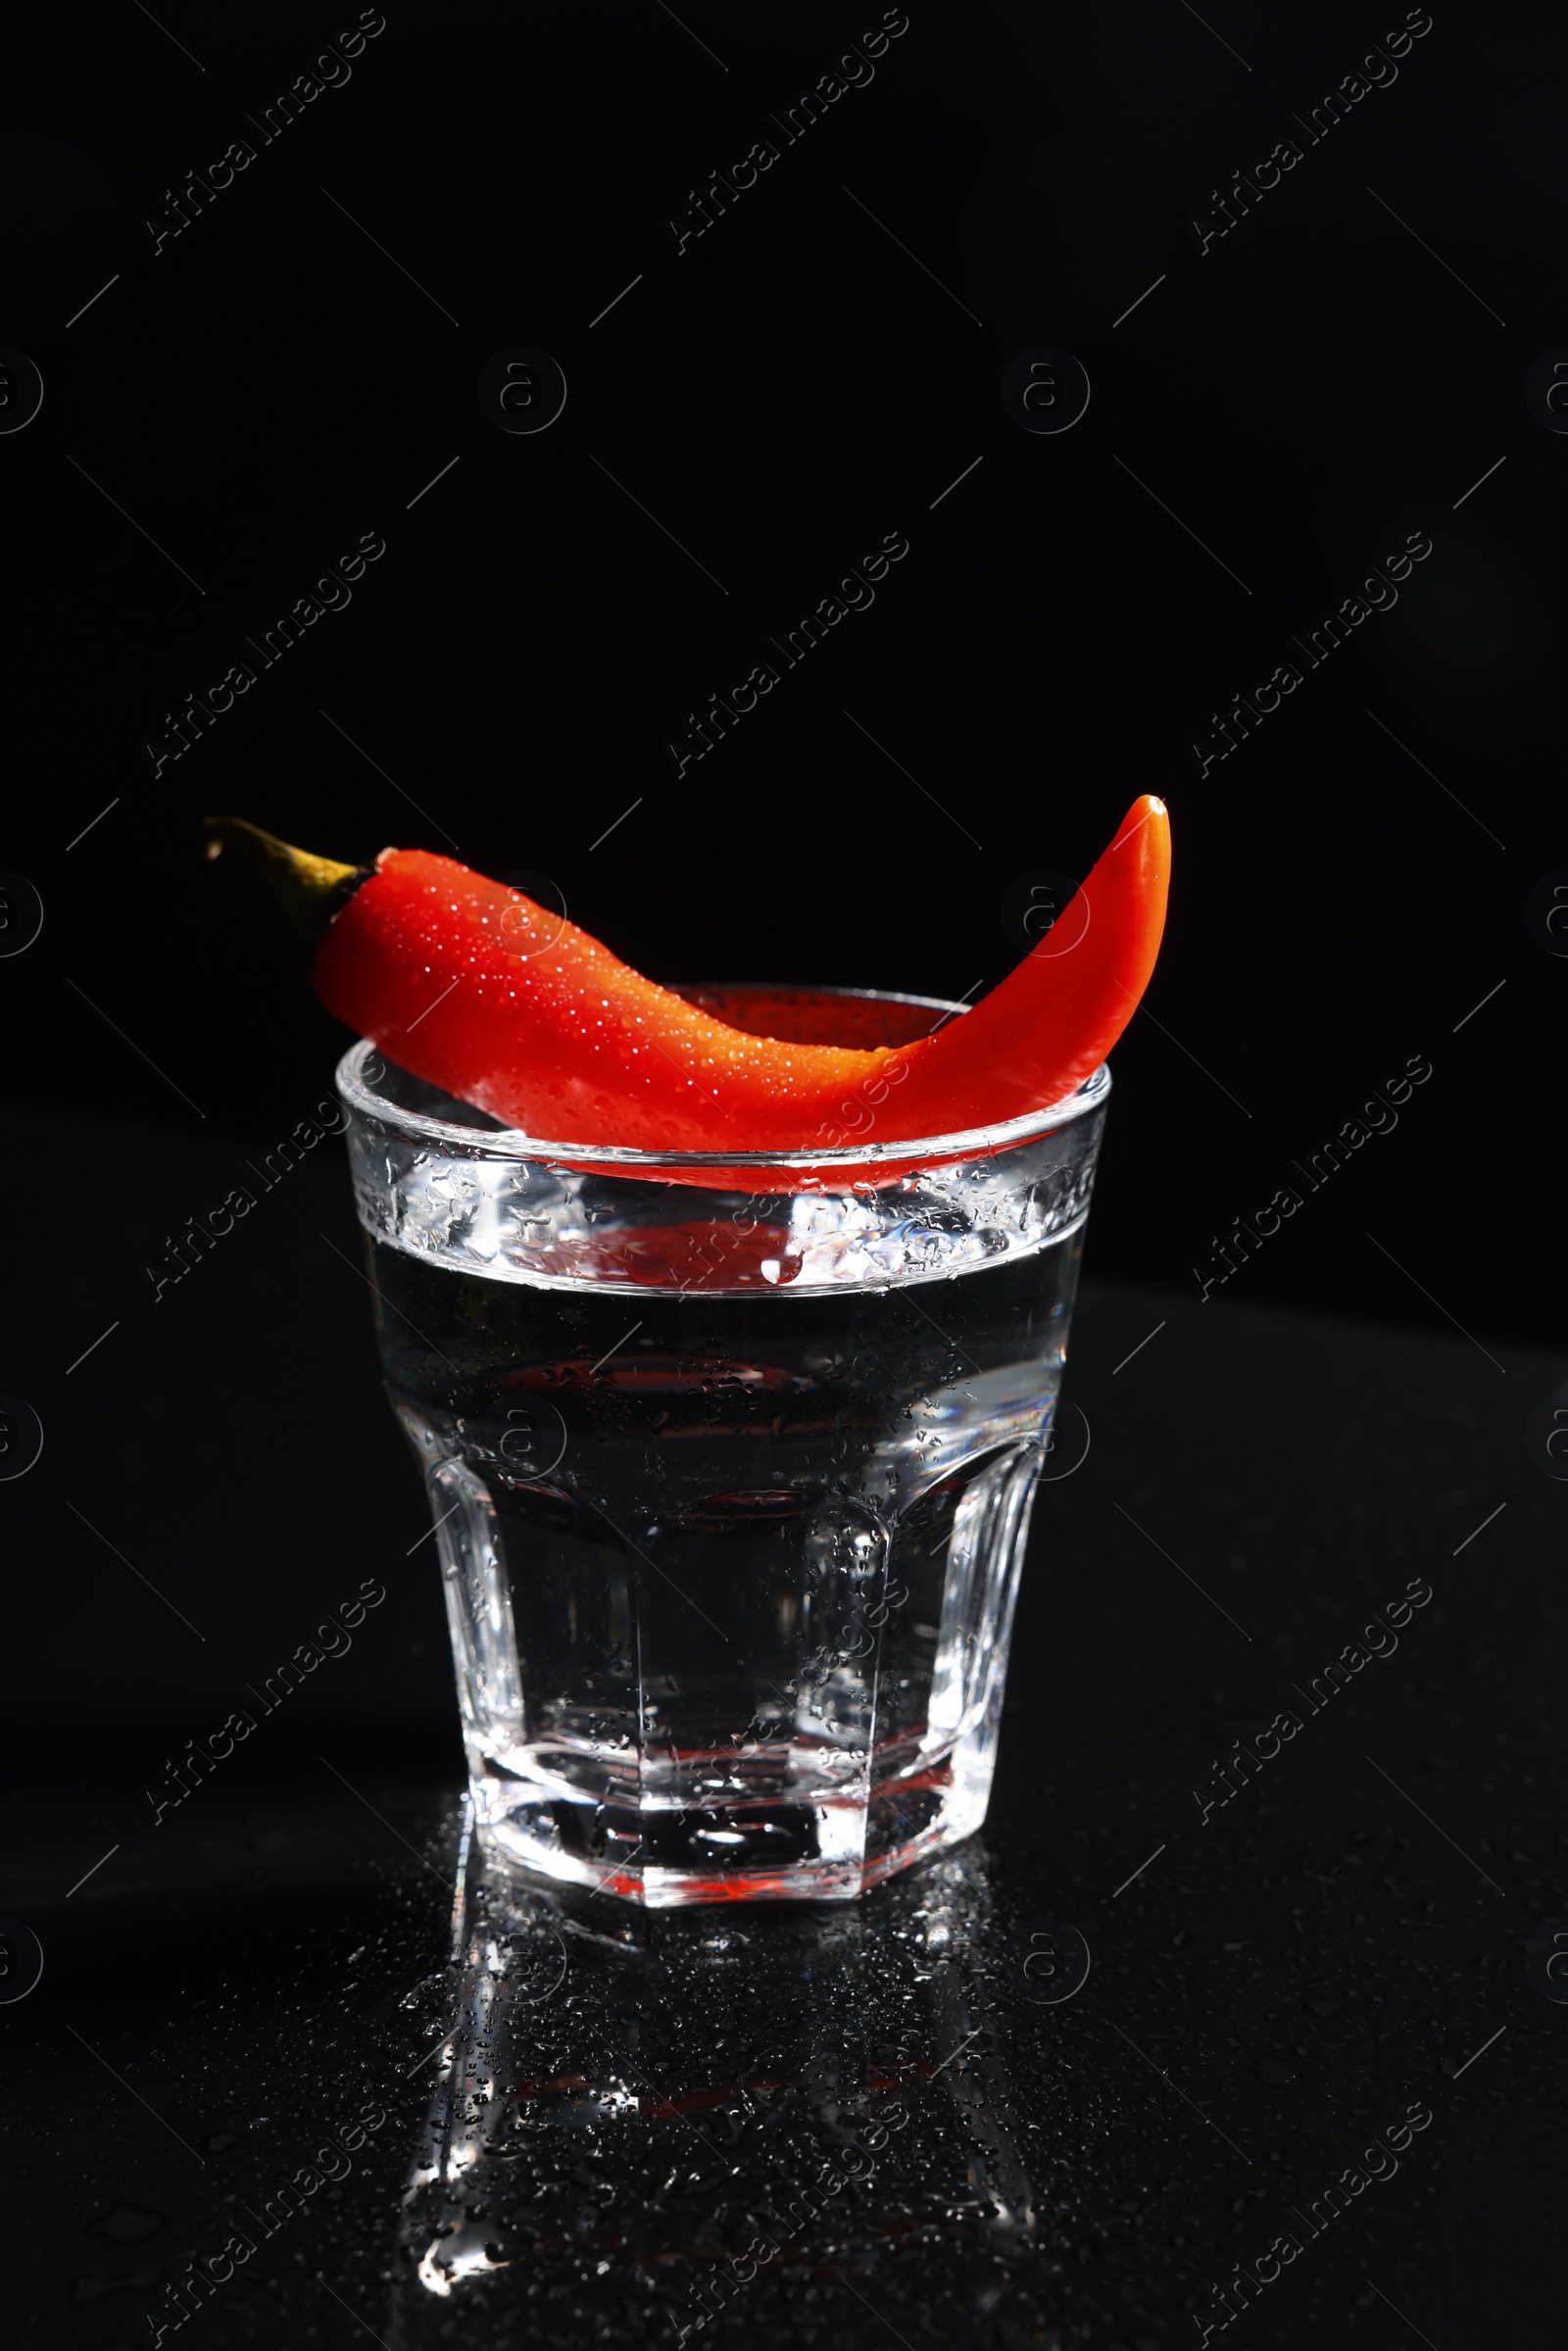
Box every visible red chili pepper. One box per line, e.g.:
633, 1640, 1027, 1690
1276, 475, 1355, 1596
203, 797, 1169, 1155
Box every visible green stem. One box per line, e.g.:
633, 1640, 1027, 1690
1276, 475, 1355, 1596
201, 816, 368, 951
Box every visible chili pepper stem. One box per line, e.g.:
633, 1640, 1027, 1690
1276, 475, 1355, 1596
201, 815, 368, 947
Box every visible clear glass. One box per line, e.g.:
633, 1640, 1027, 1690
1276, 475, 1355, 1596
336, 987, 1107, 1906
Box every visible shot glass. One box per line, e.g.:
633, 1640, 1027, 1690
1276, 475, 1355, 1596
336, 986, 1107, 1905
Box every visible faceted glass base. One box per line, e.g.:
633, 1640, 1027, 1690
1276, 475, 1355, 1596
470, 1748, 995, 1907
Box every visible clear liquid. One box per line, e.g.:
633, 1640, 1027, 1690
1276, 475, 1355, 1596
370, 1228, 1084, 1903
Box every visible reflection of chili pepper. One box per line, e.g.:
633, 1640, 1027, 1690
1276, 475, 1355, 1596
203, 797, 1168, 1154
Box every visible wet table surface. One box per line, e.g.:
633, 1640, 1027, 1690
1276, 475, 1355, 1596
3, 1115, 1564, 2347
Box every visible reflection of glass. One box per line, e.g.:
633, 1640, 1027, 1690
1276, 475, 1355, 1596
338, 987, 1107, 1905
393, 1807, 1036, 2335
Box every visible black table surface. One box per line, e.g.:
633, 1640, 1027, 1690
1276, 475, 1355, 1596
3, 1112, 1564, 2348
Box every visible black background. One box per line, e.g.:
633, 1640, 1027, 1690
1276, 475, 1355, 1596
4, 8, 1567, 2346
3, 0, 1562, 1343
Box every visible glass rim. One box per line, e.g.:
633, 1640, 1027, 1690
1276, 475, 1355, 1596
333, 984, 1110, 1175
